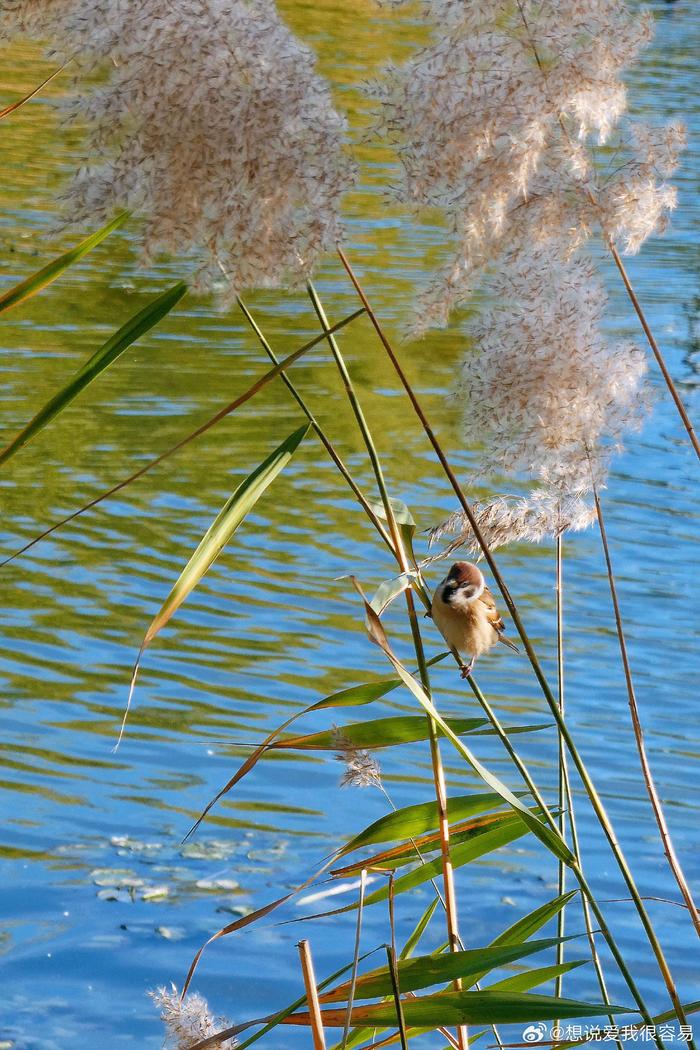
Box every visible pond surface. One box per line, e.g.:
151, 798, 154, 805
0, 2, 698, 1047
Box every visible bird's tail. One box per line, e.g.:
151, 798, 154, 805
499, 634, 519, 653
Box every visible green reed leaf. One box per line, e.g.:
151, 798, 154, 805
332, 809, 548, 877
0, 278, 185, 467
304, 815, 537, 917
117, 424, 310, 747
487, 960, 587, 993
492, 891, 579, 947
401, 898, 439, 961
143, 423, 309, 647
0, 212, 128, 315
271, 715, 491, 751
321, 937, 574, 1004
283, 990, 630, 1029
339, 791, 522, 856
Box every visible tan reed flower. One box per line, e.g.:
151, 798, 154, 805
374, 0, 682, 327
149, 985, 237, 1049
1, 0, 356, 295
458, 243, 648, 491
428, 492, 598, 559
333, 731, 383, 789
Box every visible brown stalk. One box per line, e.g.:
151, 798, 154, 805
605, 240, 700, 460
0, 63, 67, 120
591, 477, 700, 936
298, 939, 327, 1050
336, 246, 690, 1042
307, 283, 468, 1050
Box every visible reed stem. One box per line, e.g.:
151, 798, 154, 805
298, 939, 327, 1050
307, 281, 468, 1050
556, 536, 622, 1048
606, 241, 700, 461
237, 297, 394, 553
555, 534, 567, 1005
337, 247, 690, 1043
591, 479, 700, 937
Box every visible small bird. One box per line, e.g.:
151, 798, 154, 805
430, 561, 518, 677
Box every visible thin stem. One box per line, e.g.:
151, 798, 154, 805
298, 939, 327, 1050
237, 298, 394, 554
563, 764, 623, 1050
0, 307, 365, 569
592, 479, 700, 936
606, 241, 699, 458
555, 537, 622, 1047
555, 535, 567, 1000
307, 281, 468, 1050
386, 946, 408, 1050
342, 869, 368, 1050
337, 247, 689, 1043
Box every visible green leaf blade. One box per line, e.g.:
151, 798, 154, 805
0, 212, 129, 315
144, 423, 311, 645
0, 279, 186, 467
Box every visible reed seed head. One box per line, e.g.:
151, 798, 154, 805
150, 985, 237, 1048
1, 0, 356, 296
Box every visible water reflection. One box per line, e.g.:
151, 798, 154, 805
0, 3, 699, 1047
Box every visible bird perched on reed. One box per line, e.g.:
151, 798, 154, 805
430, 561, 517, 677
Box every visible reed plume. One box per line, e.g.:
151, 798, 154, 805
150, 985, 237, 1048
0, 0, 356, 295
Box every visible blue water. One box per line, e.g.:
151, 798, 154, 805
0, 2, 698, 1047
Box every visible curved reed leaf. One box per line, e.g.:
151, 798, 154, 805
0, 212, 128, 315
183, 675, 406, 841
331, 809, 547, 877
490, 892, 579, 948
339, 792, 521, 857
118, 423, 310, 747
303, 816, 536, 916
0, 279, 185, 467
271, 715, 489, 751
401, 898, 439, 960
274, 718, 548, 753
320, 937, 574, 1004
282, 991, 630, 1029
487, 961, 586, 993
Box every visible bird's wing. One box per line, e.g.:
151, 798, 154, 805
478, 585, 506, 633
479, 586, 519, 652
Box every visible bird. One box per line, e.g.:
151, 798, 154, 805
430, 561, 518, 677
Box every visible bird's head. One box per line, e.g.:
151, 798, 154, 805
438, 561, 485, 606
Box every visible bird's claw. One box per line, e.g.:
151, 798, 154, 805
460, 663, 474, 679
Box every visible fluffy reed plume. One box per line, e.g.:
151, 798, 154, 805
459, 245, 648, 490
150, 985, 237, 1049
376, 0, 681, 547
0, 0, 355, 294
427, 241, 648, 552
374, 0, 682, 324
334, 732, 382, 789
428, 492, 597, 558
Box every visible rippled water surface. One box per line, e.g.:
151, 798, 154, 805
0, 2, 698, 1047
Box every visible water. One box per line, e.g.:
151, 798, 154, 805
0, 2, 698, 1046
